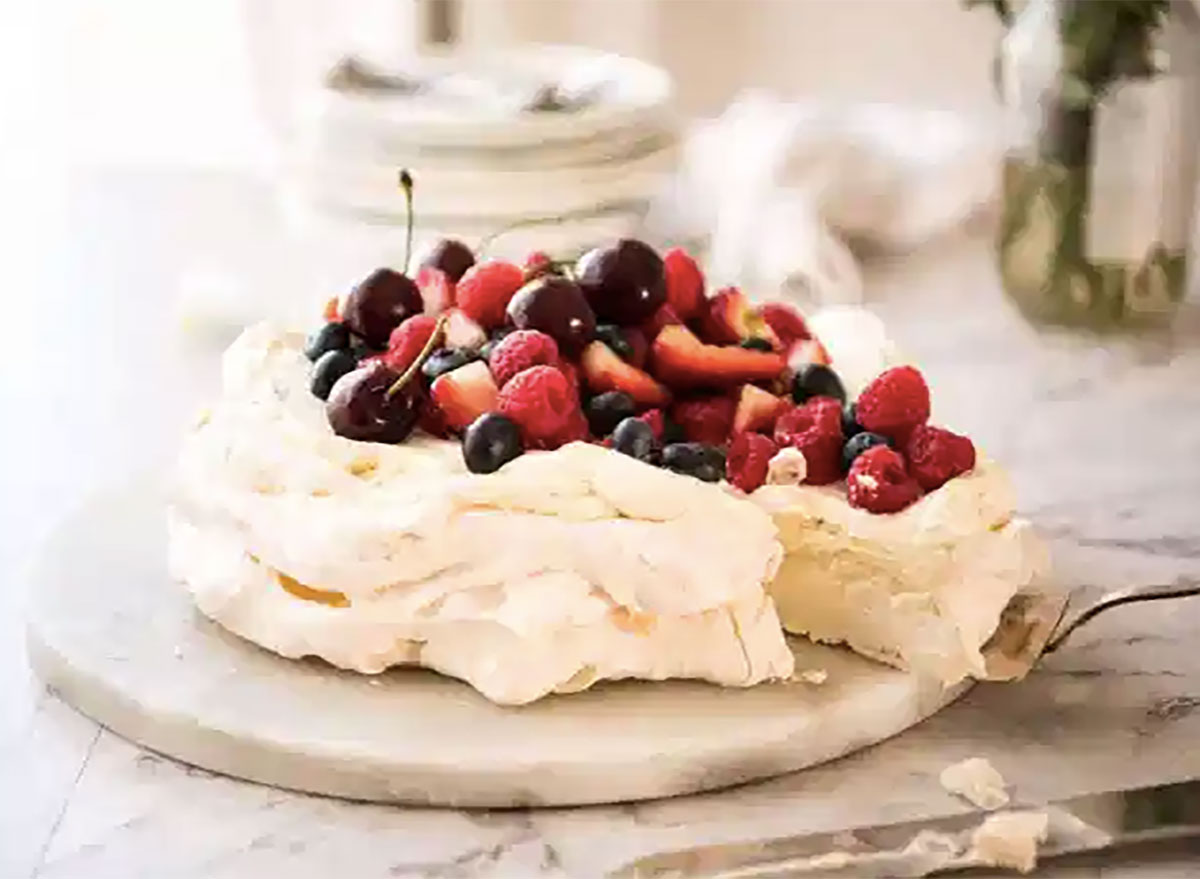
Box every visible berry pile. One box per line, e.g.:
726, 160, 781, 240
306, 173, 975, 505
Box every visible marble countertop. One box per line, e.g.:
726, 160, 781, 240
2, 169, 1200, 878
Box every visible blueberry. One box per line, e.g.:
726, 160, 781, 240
740, 337, 775, 352
310, 349, 359, 400
585, 390, 637, 437
842, 401, 864, 438
479, 327, 515, 362
611, 417, 656, 462
661, 442, 726, 483
422, 347, 482, 381
842, 432, 891, 472
791, 364, 846, 404
462, 413, 524, 474
304, 322, 351, 362
595, 324, 635, 361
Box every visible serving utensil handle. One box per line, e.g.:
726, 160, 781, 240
1043, 577, 1200, 654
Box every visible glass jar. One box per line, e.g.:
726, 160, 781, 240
996, 0, 1200, 331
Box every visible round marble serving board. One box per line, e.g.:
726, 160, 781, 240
25, 481, 969, 808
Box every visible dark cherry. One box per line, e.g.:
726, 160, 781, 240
341, 268, 424, 349
420, 239, 476, 283
304, 322, 351, 362
584, 391, 637, 438
576, 239, 666, 325
310, 349, 358, 400
505, 275, 597, 355
326, 360, 427, 444
462, 413, 524, 474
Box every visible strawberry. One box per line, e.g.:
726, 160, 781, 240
455, 260, 525, 329
580, 341, 672, 407
430, 361, 500, 432
443, 308, 487, 350
322, 296, 341, 323
639, 303, 683, 342
650, 324, 787, 389
696, 287, 755, 345
788, 338, 832, 369
758, 302, 811, 350
732, 384, 790, 434
671, 396, 735, 446
662, 247, 705, 322
415, 265, 454, 314
383, 314, 440, 372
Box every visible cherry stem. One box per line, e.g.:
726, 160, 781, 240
386, 312, 447, 399
398, 169, 414, 274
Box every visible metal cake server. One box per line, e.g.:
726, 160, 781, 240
611, 779, 1200, 877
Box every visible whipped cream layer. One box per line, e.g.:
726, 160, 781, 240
752, 460, 1048, 685
169, 323, 793, 704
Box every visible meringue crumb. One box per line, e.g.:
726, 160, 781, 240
968, 810, 1049, 873
794, 668, 828, 684
940, 757, 1010, 810
173, 646, 184, 659
347, 457, 379, 478
766, 448, 808, 485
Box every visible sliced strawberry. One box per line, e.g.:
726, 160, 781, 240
759, 302, 811, 350
416, 265, 454, 314
788, 338, 832, 368
663, 247, 705, 322
430, 361, 500, 432
322, 296, 341, 323
696, 287, 766, 345
650, 324, 787, 389
639, 303, 682, 342
580, 341, 672, 407
732, 384, 790, 434
443, 308, 487, 350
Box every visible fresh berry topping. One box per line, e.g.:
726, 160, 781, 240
662, 247, 705, 322
649, 324, 787, 389
506, 275, 597, 355
855, 366, 931, 441
421, 347, 483, 381
420, 239, 476, 284
342, 268, 424, 348
842, 431, 891, 473
322, 296, 341, 323
697, 287, 756, 345
547, 407, 590, 448
638, 408, 666, 440
415, 265, 454, 314
660, 443, 726, 483
789, 338, 832, 368
842, 401, 864, 438
791, 363, 847, 405
732, 384, 790, 435
488, 330, 560, 388
611, 417, 657, 462
479, 326, 515, 362
740, 337, 775, 352
430, 361, 501, 432
522, 250, 555, 280
847, 446, 921, 513
758, 302, 811, 349
326, 361, 425, 444
773, 398, 844, 485
349, 336, 380, 362
305, 322, 351, 362
498, 364, 580, 446
383, 315, 440, 372
726, 432, 779, 492
455, 260, 526, 329
462, 412, 523, 474
905, 424, 976, 491
576, 239, 666, 325
584, 390, 637, 438
443, 308, 487, 350
765, 446, 808, 486
671, 395, 735, 446
580, 340, 671, 407
639, 303, 683, 342
310, 349, 359, 400
594, 324, 633, 361
555, 356, 581, 393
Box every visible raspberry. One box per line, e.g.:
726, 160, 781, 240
773, 397, 844, 485
555, 357, 580, 394
489, 330, 561, 388
523, 250, 554, 280
638, 408, 666, 440
726, 432, 779, 493
455, 260, 525, 329
543, 407, 589, 449
905, 424, 976, 491
847, 446, 921, 513
671, 396, 735, 446
498, 365, 580, 446
383, 314, 439, 372
856, 366, 931, 441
